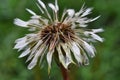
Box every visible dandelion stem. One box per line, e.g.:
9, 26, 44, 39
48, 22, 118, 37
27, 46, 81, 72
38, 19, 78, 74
54, 51, 70, 80
60, 63, 70, 80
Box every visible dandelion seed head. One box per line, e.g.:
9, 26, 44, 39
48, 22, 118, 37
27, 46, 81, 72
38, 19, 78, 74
14, 0, 104, 72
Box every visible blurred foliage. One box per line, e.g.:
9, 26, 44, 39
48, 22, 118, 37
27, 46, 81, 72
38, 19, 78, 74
0, 0, 120, 80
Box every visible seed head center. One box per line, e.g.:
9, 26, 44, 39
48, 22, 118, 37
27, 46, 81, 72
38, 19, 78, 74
40, 23, 75, 46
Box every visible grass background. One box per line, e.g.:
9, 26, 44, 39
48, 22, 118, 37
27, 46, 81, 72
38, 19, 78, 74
0, 0, 120, 80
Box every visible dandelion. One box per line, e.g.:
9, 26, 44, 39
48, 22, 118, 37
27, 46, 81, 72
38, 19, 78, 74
14, 0, 103, 76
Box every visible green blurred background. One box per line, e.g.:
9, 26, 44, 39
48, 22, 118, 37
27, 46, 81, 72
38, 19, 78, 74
0, 0, 120, 80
